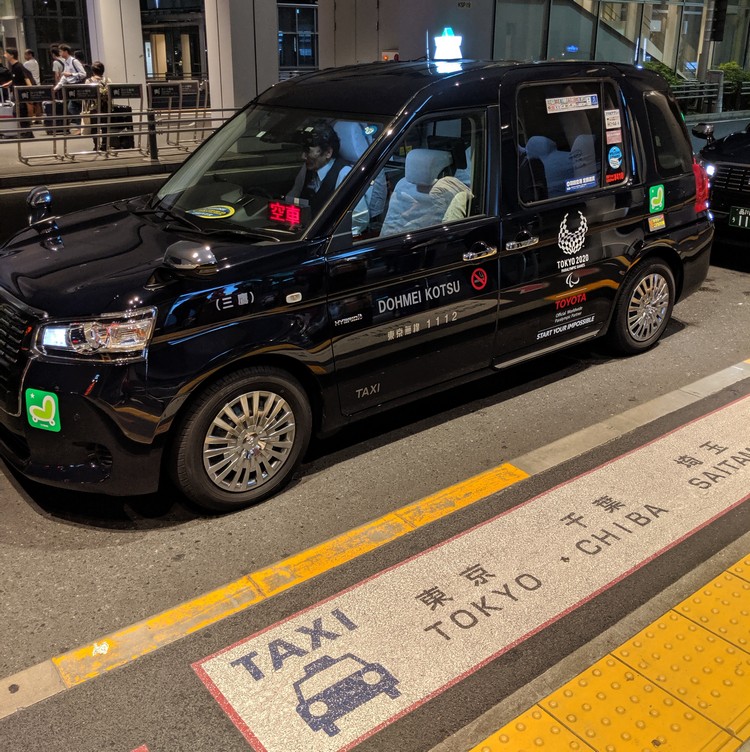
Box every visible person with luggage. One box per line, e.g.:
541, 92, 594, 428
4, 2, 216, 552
2, 48, 34, 138
84, 61, 111, 151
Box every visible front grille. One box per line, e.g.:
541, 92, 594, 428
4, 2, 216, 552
0, 293, 37, 415
711, 163, 750, 195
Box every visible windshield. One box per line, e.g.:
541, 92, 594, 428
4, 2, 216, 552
155, 105, 389, 239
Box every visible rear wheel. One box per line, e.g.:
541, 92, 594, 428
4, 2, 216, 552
607, 259, 675, 354
171, 367, 312, 512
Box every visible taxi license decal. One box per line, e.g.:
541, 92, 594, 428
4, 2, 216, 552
187, 205, 236, 219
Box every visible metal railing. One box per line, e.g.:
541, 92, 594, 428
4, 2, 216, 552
672, 82, 722, 115
0, 106, 236, 166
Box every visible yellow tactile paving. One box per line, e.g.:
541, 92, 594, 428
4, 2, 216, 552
472, 554, 750, 751
727, 554, 750, 584
541, 655, 740, 752
615, 611, 750, 739
468, 706, 595, 751
675, 571, 750, 651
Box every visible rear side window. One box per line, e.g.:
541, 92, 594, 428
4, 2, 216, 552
516, 81, 628, 203
643, 91, 692, 178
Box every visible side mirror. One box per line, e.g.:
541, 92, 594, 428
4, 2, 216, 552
163, 240, 218, 275
691, 122, 715, 144
27, 185, 52, 225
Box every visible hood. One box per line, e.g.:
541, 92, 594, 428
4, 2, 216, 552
700, 128, 750, 164
0, 200, 271, 317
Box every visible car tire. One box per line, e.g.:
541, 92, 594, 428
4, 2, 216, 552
171, 366, 312, 512
607, 259, 675, 355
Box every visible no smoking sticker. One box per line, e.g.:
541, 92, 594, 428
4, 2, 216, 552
471, 268, 488, 291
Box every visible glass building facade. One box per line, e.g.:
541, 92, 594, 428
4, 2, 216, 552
493, 0, 750, 79
0, 0, 89, 84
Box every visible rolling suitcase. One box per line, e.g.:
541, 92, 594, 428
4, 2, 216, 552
108, 104, 135, 149
0, 87, 17, 138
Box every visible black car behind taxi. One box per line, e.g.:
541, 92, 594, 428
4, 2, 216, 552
694, 120, 750, 247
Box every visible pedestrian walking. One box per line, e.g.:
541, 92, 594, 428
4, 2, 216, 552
50, 45, 64, 86
54, 44, 87, 133
23, 50, 42, 121
2, 48, 34, 138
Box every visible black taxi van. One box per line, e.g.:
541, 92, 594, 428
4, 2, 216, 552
0, 61, 712, 511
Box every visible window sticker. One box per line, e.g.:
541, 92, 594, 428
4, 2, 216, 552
545, 94, 599, 114
649, 184, 665, 213
604, 109, 621, 129
607, 146, 623, 170
565, 175, 598, 193
606, 129, 622, 145
187, 205, 236, 219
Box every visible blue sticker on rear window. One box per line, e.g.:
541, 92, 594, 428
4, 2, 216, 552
608, 146, 623, 170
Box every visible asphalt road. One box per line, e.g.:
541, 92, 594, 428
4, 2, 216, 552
0, 240, 748, 682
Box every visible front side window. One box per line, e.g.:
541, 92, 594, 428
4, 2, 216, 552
154, 106, 388, 239
517, 80, 628, 203
347, 111, 487, 241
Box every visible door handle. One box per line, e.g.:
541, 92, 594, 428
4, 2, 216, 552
505, 234, 540, 251
463, 241, 498, 261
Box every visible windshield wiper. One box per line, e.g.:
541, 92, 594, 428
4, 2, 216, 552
126, 203, 204, 232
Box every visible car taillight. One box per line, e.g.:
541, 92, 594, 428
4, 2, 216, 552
693, 157, 710, 213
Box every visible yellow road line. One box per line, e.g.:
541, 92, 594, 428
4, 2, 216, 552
50, 462, 528, 688
472, 554, 750, 751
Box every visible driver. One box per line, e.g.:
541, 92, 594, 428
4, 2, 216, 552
286, 121, 369, 235
286, 122, 349, 212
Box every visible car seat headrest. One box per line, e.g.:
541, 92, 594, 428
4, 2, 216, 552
525, 135, 558, 159
405, 149, 453, 188
333, 121, 370, 163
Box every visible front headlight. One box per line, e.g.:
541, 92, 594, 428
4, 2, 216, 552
698, 158, 716, 177
37, 306, 157, 361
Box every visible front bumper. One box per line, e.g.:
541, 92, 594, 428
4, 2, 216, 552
0, 358, 167, 495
